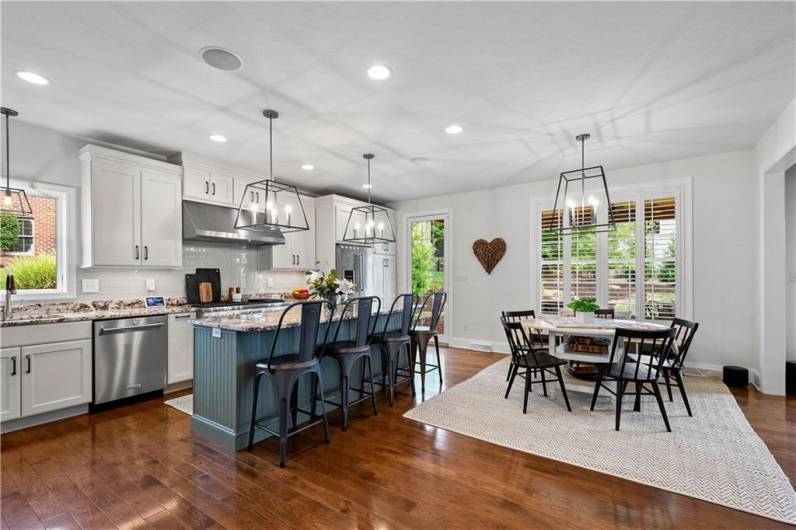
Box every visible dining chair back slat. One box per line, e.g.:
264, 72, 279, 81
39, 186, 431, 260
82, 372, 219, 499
413, 291, 447, 332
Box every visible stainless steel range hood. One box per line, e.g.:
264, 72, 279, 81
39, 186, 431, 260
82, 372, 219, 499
182, 201, 285, 246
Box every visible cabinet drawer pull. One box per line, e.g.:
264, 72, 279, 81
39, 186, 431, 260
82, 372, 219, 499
212, 182, 216, 196
135, 245, 140, 260
25, 354, 31, 374
10, 356, 16, 376
256, 192, 260, 202
144, 246, 149, 260
173, 314, 193, 320
250, 191, 255, 202
296, 254, 300, 266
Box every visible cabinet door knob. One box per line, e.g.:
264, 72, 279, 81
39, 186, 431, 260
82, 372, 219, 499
25, 354, 31, 374
10, 356, 16, 376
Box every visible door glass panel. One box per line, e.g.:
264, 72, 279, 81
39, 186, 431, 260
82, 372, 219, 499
410, 218, 446, 336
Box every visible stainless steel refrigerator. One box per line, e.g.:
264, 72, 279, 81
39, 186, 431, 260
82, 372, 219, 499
336, 244, 374, 297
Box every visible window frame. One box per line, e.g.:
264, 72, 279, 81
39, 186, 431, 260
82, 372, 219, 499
531, 177, 692, 322
1, 179, 77, 300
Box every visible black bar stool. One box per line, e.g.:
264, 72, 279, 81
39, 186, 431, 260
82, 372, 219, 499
320, 296, 381, 431
409, 291, 447, 393
372, 293, 416, 406
247, 300, 333, 468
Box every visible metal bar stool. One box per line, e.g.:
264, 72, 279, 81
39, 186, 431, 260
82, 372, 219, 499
319, 296, 381, 431
372, 293, 416, 406
247, 300, 333, 468
409, 291, 447, 393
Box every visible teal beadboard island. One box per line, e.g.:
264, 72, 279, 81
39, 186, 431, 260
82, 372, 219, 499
190, 304, 402, 450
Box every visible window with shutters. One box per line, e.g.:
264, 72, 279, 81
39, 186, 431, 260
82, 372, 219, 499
537, 189, 682, 321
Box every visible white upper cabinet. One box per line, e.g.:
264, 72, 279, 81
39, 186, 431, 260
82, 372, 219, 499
272, 195, 316, 270
233, 177, 265, 212
80, 145, 182, 268
176, 154, 247, 208
141, 170, 183, 267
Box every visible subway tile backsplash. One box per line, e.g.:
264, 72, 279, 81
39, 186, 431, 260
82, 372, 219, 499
71, 243, 306, 302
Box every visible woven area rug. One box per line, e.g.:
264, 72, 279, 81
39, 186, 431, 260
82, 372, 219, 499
164, 394, 193, 416
404, 357, 796, 524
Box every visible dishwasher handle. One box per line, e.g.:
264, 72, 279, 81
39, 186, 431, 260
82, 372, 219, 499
98, 322, 164, 335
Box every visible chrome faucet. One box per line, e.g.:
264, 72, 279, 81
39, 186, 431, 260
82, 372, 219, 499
4, 272, 15, 319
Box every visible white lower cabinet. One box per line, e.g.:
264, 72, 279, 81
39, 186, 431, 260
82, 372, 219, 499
168, 313, 195, 384
20, 340, 92, 417
0, 348, 21, 422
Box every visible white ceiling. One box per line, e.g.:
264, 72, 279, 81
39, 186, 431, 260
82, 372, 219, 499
2, 2, 794, 202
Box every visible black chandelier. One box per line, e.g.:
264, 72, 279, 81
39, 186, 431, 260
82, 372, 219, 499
549, 133, 615, 235
235, 109, 309, 233
342, 153, 396, 244
1, 107, 32, 216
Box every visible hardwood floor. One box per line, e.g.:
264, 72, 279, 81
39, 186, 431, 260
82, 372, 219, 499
1, 347, 793, 529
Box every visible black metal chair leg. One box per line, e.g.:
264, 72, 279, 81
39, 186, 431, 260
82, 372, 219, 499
404, 343, 416, 397
505, 363, 519, 399
615, 378, 625, 431
387, 358, 396, 406
278, 397, 289, 468
416, 338, 429, 393
315, 369, 330, 444
590, 372, 603, 411
248, 371, 263, 450
673, 370, 692, 417
555, 365, 571, 412
433, 335, 442, 384
664, 369, 674, 401
651, 381, 671, 432
522, 369, 531, 414
367, 355, 378, 415
540, 367, 548, 397
342, 374, 351, 431
310, 373, 319, 420
290, 382, 299, 428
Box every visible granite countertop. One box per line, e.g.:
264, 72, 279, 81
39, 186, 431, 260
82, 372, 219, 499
192, 305, 396, 333
0, 298, 196, 327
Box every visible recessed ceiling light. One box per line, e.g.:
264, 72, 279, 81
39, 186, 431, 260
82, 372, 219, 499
367, 64, 392, 80
200, 47, 243, 71
362, 183, 373, 189
301, 164, 315, 171
209, 134, 227, 143
445, 124, 463, 135
16, 70, 49, 85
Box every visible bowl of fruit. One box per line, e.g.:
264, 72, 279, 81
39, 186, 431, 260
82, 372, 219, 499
292, 287, 311, 300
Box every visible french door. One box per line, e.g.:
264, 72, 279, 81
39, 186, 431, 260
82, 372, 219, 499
406, 212, 450, 343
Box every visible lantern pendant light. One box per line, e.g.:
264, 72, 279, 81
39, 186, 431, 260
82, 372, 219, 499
342, 153, 396, 244
549, 133, 615, 235
0, 107, 32, 216
234, 109, 309, 234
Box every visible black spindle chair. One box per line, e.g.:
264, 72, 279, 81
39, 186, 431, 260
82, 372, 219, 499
247, 300, 333, 467
500, 310, 542, 381
372, 293, 417, 406
502, 320, 571, 413
632, 318, 699, 416
590, 327, 677, 432
320, 296, 381, 431
409, 291, 447, 393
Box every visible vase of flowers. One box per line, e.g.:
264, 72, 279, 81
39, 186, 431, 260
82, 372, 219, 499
567, 297, 600, 324
305, 267, 356, 304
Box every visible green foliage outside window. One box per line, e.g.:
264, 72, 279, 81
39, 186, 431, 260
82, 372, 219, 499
0, 215, 20, 252
0, 254, 57, 290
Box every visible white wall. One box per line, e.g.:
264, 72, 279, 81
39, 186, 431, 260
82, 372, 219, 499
6, 120, 306, 303
786, 165, 796, 363
755, 98, 796, 394
391, 149, 759, 377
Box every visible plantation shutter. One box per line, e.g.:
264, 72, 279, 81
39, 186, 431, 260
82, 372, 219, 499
643, 197, 677, 319
570, 207, 597, 303
540, 209, 564, 314
607, 201, 637, 318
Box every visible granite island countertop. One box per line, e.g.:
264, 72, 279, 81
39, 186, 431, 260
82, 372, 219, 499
191, 305, 398, 333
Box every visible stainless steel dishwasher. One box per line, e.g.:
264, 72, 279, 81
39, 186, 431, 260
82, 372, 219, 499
93, 315, 168, 404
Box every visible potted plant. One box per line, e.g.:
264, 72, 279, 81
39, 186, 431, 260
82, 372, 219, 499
567, 297, 600, 324
305, 267, 356, 304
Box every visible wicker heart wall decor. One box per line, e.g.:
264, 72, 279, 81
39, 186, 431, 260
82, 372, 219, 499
472, 238, 506, 274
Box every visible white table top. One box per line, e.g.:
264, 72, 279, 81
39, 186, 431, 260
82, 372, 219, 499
521, 315, 669, 338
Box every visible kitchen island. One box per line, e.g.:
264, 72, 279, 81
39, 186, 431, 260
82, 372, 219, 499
190, 304, 403, 450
